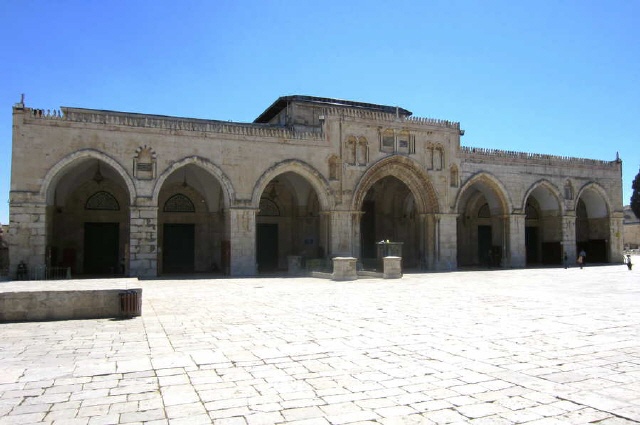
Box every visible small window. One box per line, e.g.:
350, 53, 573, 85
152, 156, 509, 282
381, 129, 394, 151
164, 194, 195, 213
85, 191, 119, 211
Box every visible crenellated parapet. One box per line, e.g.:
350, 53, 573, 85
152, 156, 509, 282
22, 106, 324, 141
459, 146, 620, 169
325, 106, 460, 130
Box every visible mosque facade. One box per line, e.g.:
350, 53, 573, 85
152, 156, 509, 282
9, 95, 624, 278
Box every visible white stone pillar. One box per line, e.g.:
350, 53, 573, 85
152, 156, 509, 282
8, 200, 46, 278
327, 210, 358, 257
228, 207, 257, 276
610, 212, 624, 263
562, 214, 577, 264
435, 213, 458, 270
129, 205, 158, 278
507, 213, 526, 268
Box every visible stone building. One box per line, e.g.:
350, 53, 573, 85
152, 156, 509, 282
623, 205, 640, 250
9, 95, 624, 278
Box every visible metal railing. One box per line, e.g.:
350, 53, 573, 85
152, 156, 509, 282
15, 266, 72, 281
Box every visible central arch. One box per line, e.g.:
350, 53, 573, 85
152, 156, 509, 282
352, 155, 440, 269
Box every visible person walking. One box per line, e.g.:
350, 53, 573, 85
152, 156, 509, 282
563, 252, 569, 269
625, 254, 633, 271
578, 249, 586, 269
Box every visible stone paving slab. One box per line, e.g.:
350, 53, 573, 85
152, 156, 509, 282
1, 260, 639, 424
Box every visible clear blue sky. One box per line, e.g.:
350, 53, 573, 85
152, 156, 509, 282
1, 1, 639, 224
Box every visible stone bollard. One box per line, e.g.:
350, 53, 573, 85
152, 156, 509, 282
383, 256, 402, 279
332, 257, 358, 281
287, 255, 302, 276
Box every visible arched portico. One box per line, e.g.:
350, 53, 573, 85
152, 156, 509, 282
42, 151, 134, 276
351, 155, 445, 270
251, 160, 333, 274
455, 173, 512, 267
522, 180, 564, 265
153, 157, 233, 275
575, 183, 612, 263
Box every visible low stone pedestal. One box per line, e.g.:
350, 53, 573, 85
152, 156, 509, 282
332, 257, 357, 281
383, 256, 402, 279
0, 279, 142, 322
287, 255, 302, 276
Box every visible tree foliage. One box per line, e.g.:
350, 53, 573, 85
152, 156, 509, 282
632, 168, 640, 219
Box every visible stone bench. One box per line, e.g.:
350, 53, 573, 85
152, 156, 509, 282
0, 278, 142, 322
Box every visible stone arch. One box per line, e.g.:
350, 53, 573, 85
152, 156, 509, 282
251, 159, 333, 211
521, 180, 564, 265
352, 155, 440, 214
41, 149, 136, 205
574, 181, 612, 263
153, 156, 235, 209
252, 160, 332, 272
41, 150, 133, 276
575, 182, 611, 218
521, 179, 563, 214
455, 172, 511, 215
455, 172, 511, 267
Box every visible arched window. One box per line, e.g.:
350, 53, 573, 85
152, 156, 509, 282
328, 155, 340, 180
164, 194, 195, 212
357, 137, 368, 165
258, 199, 280, 216
478, 203, 491, 218
85, 191, 120, 211
450, 165, 459, 188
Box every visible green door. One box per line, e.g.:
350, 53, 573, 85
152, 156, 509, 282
257, 223, 278, 272
163, 224, 195, 273
84, 222, 119, 275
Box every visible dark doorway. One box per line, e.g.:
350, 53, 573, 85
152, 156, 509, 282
478, 225, 492, 266
84, 222, 119, 275
163, 224, 195, 273
541, 242, 562, 265
581, 239, 607, 263
361, 200, 376, 259
257, 223, 278, 272
525, 226, 539, 264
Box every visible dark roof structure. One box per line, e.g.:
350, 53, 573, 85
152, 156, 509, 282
254, 95, 413, 123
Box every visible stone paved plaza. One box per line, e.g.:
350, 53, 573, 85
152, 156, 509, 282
1, 262, 639, 424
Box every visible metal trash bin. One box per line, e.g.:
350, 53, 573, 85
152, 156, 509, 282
119, 290, 141, 318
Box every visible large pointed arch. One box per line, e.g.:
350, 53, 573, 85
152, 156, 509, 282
455, 172, 511, 215
251, 159, 334, 211
521, 180, 564, 265
153, 156, 235, 209
521, 179, 564, 214
575, 182, 611, 218
41, 149, 136, 205
455, 172, 511, 267
351, 155, 440, 214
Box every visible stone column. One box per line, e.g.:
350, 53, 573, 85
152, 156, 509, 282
418, 213, 429, 270
507, 213, 526, 268
327, 210, 358, 257
609, 212, 624, 263
228, 207, 257, 276
435, 213, 458, 270
562, 214, 577, 264
129, 205, 158, 278
8, 200, 47, 278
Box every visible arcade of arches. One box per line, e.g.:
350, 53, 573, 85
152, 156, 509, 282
43, 158, 616, 276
